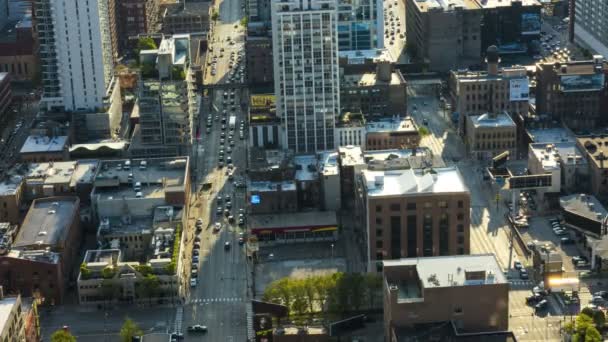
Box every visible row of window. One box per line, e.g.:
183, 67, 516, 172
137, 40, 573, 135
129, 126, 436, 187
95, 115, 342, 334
1, 62, 30, 75
376, 201, 465, 212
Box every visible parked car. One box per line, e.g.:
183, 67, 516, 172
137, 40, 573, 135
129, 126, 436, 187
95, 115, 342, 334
519, 269, 529, 280
561, 237, 575, 245
514, 261, 523, 270
187, 325, 208, 333
224, 241, 231, 250
535, 299, 548, 311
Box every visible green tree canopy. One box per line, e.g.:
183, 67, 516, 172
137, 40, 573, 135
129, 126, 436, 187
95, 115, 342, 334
572, 312, 602, 342
120, 318, 143, 342
137, 37, 157, 51
51, 329, 77, 342
211, 10, 219, 21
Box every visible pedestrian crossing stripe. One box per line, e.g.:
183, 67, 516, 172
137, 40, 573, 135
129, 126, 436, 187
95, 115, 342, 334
509, 280, 534, 286
190, 297, 244, 304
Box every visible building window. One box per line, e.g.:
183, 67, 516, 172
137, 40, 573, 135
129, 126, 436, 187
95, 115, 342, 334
457, 213, 464, 220
375, 217, 382, 225
454, 307, 463, 314
458, 247, 465, 255
457, 224, 464, 233
424, 202, 432, 209
407, 203, 416, 210
457, 236, 465, 244
376, 229, 383, 237
376, 240, 383, 248
390, 203, 401, 211
376, 205, 382, 212
438, 201, 448, 208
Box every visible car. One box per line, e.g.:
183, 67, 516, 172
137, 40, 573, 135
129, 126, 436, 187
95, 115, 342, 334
192, 249, 199, 256
192, 255, 199, 263
194, 236, 201, 242
535, 299, 548, 311
238, 217, 245, 226
576, 260, 589, 268
228, 215, 235, 223
187, 325, 208, 333
572, 256, 588, 264
519, 269, 529, 280
561, 237, 575, 245
190, 278, 197, 287
224, 209, 230, 216
591, 296, 605, 304
193, 242, 201, 249
224, 241, 231, 250
594, 291, 608, 299
196, 218, 203, 226
526, 293, 543, 304
214, 222, 222, 232
216, 207, 223, 215
513, 261, 523, 270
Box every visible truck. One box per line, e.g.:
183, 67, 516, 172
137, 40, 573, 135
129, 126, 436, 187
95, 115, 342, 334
229, 115, 236, 130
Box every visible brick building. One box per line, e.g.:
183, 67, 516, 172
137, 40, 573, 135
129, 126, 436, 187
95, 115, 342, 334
355, 167, 470, 269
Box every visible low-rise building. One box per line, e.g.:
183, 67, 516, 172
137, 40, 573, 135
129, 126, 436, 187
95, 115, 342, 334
117, 0, 160, 52
335, 112, 366, 149
248, 211, 337, 244
577, 135, 608, 198
341, 62, 407, 118
528, 142, 587, 195
19, 135, 69, 163
536, 57, 608, 131
319, 152, 340, 211
366, 117, 420, 151
249, 94, 280, 149
0, 292, 25, 341
247, 181, 297, 215
248, 148, 294, 182
449, 50, 529, 136
0, 197, 81, 304
0, 177, 24, 224
355, 167, 471, 269
161, 2, 210, 34
246, 34, 273, 86
0, 18, 37, 81
383, 254, 509, 340
465, 112, 516, 161
560, 193, 608, 238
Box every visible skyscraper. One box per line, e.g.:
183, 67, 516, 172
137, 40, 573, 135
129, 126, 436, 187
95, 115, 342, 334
271, 0, 340, 153
337, 0, 383, 51
35, 0, 115, 112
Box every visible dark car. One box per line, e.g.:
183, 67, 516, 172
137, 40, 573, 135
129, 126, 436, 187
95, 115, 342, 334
519, 269, 529, 280
187, 325, 208, 333
535, 299, 548, 311
526, 293, 542, 305
561, 237, 575, 245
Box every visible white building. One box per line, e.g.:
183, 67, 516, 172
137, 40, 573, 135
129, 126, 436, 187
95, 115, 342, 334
272, 0, 341, 153
335, 122, 366, 149
0, 292, 25, 342
528, 142, 588, 194
37, 0, 114, 112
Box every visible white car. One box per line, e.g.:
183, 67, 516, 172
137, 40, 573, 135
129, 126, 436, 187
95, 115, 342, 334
190, 278, 197, 287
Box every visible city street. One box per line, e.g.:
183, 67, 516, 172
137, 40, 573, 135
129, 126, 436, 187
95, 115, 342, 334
179, 0, 250, 339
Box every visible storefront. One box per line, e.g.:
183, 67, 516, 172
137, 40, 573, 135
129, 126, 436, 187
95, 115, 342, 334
249, 211, 338, 244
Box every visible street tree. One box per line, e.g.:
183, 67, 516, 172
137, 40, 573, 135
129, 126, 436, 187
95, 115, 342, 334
120, 318, 143, 342
51, 329, 77, 342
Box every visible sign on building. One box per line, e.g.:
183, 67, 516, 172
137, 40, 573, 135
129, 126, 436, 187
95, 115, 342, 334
509, 78, 529, 101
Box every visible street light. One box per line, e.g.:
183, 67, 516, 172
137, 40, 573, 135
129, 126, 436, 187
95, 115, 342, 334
331, 243, 334, 261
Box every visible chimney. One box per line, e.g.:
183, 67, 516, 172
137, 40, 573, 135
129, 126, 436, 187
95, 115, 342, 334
485, 45, 500, 76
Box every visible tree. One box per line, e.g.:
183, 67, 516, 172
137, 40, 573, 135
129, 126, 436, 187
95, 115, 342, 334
572, 312, 601, 342
302, 277, 317, 313
240, 16, 248, 27
592, 310, 606, 329
138, 274, 160, 304
137, 37, 157, 52
585, 326, 602, 342
120, 318, 143, 342
211, 9, 219, 21
418, 126, 430, 136
171, 66, 186, 80
364, 273, 382, 309
51, 329, 76, 342
291, 279, 308, 317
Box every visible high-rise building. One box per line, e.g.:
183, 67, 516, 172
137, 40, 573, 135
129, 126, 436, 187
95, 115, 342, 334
272, 0, 340, 153
35, 0, 115, 112
337, 0, 383, 51
0, 0, 8, 29
573, 0, 608, 58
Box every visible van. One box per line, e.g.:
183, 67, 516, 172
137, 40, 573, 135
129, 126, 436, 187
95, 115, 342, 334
134, 182, 142, 192
135, 191, 143, 198
124, 160, 131, 170
139, 160, 147, 170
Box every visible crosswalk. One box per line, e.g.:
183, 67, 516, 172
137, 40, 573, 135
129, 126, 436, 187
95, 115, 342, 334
190, 297, 244, 304
509, 280, 535, 287
174, 306, 183, 333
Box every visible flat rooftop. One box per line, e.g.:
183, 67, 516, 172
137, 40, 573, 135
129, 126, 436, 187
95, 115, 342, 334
362, 166, 468, 197
469, 113, 516, 129
530, 142, 586, 170
364, 147, 430, 162
384, 254, 507, 290
294, 155, 319, 181
577, 136, 608, 170
528, 127, 575, 144
83, 249, 120, 264
94, 157, 188, 190
413, 0, 539, 12
249, 181, 296, 192
248, 211, 337, 230
366, 117, 418, 133
343, 72, 404, 87
338, 146, 365, 166
7, 249, 60, 264
319, 151, 339, 176
560, 194, 608, 223
20, 135, 68, 154
13, 197, 79, 249
453, 66, 528, 81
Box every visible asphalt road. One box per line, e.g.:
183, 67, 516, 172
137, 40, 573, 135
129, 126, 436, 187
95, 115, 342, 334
181, 0, 250, 338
